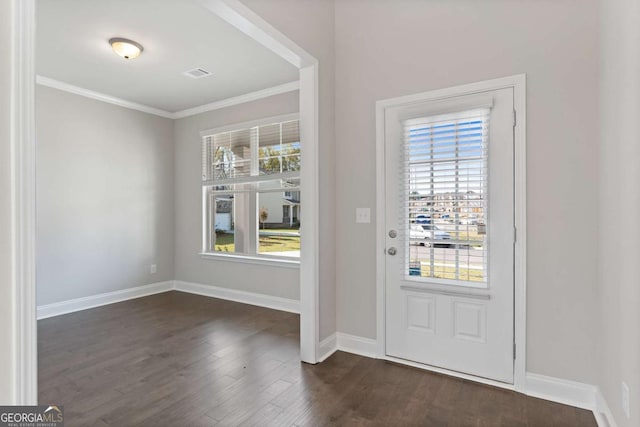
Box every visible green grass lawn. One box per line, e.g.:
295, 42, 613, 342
214, 232, 235, 252
214, 230, 300, 253
259, 234, 300, 253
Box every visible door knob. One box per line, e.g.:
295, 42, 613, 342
387, 247, 397, 256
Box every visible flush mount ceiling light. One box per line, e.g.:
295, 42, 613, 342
109, 37, 143, 59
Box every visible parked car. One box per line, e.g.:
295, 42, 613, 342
415, 214, 431, 224
410, 224, 452, 247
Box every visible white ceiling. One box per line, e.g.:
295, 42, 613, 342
36, 0, 299, 113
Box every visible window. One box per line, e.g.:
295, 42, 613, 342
404, 109, 489, 284
202, 117, 301, 260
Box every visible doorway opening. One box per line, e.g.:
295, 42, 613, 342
10, 0, 321, 404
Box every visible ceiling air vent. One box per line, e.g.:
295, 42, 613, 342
183, 67, 212, 79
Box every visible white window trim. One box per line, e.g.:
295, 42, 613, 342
200, 252, 300, 269
201, 113, 302, 263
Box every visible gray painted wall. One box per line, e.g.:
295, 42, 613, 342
242, 0, 602, 385
332, 0, 600, 385
0, 0, 14, 405
36, 86, 175, 306
241, 0, 337, 343
598, 0, 640, 425
173, 91, 301, 300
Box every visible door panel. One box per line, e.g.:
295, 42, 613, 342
384, 88, 514, 383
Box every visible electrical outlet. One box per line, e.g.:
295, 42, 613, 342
356, 208, 371, 224
622, 381, 630, 419
150, 264, 157, 274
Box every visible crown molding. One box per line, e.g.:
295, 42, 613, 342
36, 75, 300, 120
172, 80, 299, 119
35, 75, 175, 118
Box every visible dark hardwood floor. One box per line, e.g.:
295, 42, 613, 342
38, 291, 596, 426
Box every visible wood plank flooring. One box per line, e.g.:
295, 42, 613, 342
38, 291, 597, 426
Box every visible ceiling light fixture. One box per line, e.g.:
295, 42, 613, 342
109, 37, 143, 60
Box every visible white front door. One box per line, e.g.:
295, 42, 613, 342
384, 87, 515, 383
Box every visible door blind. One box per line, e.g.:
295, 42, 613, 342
402, 108, 490, 285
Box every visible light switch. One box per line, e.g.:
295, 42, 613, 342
356, 208, 371, 224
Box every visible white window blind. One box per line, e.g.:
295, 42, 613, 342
202, 119, 301, 259
202, 120, 301, 186
403, 108, 490, 285
202, 127, 254, 184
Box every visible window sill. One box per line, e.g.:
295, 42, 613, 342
199, 252, 300, 269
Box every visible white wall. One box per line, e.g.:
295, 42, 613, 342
173, 91, 301, 300
598, 0, 640, 425
0, 0, 15, 405
36, 86, 175, 306
241, 0, 337, 342
332, 0, 601, 385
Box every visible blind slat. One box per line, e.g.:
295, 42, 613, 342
203, 170, 300, 187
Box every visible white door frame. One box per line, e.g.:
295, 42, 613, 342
10, 0, 322, 404
10, 0, 37, 405
375, 74, 527, 391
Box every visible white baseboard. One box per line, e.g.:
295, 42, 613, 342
317, 333, 337, 362
37, 279, 301, 319
173, 280, 300, 314
36, 281, 174, 320
525, 373, 597, 411
525, 373, 620, 427
330, 332, 613, 425
594, 389, 618, 427
336, 332, 379, 359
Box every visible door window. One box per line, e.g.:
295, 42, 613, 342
404, 109, 489, 285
